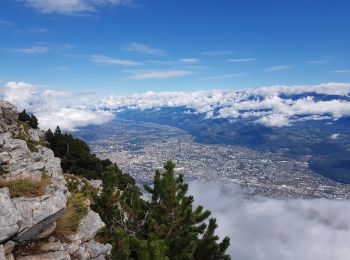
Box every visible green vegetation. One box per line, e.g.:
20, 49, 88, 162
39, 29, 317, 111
45, 127, 115, 180
45, 127, 231, 259
54, 193, 89, 240
0, 175, 50, 198
18, 109, 39, 129
0, 166, 8, 176
65, 175, 99, 203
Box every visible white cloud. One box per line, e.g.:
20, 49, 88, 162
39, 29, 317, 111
0, 82, 114, 131
23, 0, 133, 15
122, 42, 166, 56
90, 55, 143, 66
180, 58, 201, 64
189, 180, 350, 260
147, 58, 201, 65
228, 58, 256, 63
332, 70, 350, 74
266, 65, 292, 72
202, 50, 233, 56
38, 107, 114, 131
2, 81, 350, 129
13, 46, 48, 54
330, 133, 340, 139
93, 82, 350, 127
126, 70, 193, 79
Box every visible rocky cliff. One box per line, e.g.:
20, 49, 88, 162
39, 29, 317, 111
0, 101, 111, 260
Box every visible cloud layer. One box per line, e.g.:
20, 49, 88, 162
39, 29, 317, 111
189, 180, 350, 260
1, 82, 350, 129
94, 82, 350, 127
0, 82, 114, 131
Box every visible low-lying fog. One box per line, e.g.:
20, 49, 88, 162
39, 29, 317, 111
189, 180, 350, 260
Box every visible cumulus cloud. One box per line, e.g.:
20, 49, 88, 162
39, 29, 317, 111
189, 180, 350, 260
2, 81, 350, 129
122, 42, 166, 56
90, 55, 143, 66
0, 82, 114, 131
23, 0, 133, 15
13, 46, 49, 54
93, 82, 350, 127
126, 70, 193, 79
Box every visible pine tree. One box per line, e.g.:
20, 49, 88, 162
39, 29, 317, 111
194, 218, 231, 260
18, 109, 30, 122
29, 114, 38, 128
142, 161, 231, 259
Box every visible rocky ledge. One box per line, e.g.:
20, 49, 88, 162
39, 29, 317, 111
0, 101, 111, 260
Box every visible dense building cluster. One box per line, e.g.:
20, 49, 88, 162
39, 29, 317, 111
80, 119, 350, 200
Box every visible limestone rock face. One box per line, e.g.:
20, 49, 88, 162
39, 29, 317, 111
17, 251, 71, 260
13, 192, 67, 231
0, 188, 22, 243
0, 101, 111, 260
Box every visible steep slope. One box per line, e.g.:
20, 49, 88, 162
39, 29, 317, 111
0, 101, 111, 260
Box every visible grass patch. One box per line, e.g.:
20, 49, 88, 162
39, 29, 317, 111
0, 175, 50, 198
26, 139, 41, 153
54, 193, 89, 240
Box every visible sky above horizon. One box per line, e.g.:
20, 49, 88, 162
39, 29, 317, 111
0, 0, 350, 96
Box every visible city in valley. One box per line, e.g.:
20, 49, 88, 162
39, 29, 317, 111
77, 119, 350, 200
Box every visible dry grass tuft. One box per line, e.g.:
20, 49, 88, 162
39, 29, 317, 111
54, 193, 89, 240
0, 176, 50, 198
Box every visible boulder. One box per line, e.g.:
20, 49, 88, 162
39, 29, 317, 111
0, 188, 22, 243
68, 210, 105, 242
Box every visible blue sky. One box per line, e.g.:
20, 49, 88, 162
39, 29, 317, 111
0, 0, 349, 96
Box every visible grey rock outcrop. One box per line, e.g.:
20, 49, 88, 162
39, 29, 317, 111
0, 188, 22, 243
17, 251, 71, 260
68, 210, 105, 242
0, 102, 18, 134
0, 101, 111, 259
